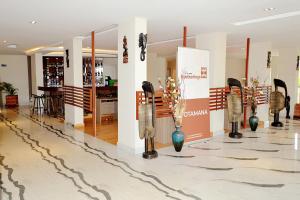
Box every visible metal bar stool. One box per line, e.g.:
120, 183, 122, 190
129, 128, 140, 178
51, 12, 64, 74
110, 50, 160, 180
31, 94, 44, 114
43, 94, 54, 116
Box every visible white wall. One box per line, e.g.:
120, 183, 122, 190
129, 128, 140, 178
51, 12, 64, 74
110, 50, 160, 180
147, 53, 167, 89
225, 57, 245, 82
0, 55, 29, 105
271, 48, 299, 117
103, 58, 118, 80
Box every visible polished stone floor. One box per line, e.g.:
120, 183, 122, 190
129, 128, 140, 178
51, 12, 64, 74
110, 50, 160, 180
1, 107, 300, 200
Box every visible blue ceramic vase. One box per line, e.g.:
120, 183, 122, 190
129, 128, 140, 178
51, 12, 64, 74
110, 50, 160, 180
172, 126, 184, 152
249, 115, 259, 131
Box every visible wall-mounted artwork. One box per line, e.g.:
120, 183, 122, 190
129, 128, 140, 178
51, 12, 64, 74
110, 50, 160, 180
297, 56, 299, 71
139, 33, 147, 61
65, 49, 70, 68
123, 36, 128, 64
267, 51, 271, 68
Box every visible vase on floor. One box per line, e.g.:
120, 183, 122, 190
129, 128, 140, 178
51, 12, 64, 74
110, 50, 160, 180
172, 126, 184, 152
249, 115, 259, 131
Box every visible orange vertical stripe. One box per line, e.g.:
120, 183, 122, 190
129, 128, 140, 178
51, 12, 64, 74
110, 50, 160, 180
244, 38, 250, 129
91, 31, 97, 136
183, 26, 187, 47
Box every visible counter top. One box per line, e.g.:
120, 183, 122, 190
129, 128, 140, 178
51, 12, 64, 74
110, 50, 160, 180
97, 97, 118, 101
38, 86, 63, 92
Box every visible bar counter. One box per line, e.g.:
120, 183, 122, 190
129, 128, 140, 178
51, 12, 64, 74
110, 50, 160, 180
38, 86, 64, 92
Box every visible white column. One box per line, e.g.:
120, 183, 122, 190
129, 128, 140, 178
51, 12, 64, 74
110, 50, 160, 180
196, 32, 227, 135
117, 17, 147, 154
63, 37, 84, 126
31, 53, 43, 95
248, 42, 272, 126
272, 48, 298, 117
147, 53, 167, 89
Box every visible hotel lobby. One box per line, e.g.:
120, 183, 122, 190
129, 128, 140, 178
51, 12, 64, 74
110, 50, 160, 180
1, 0, 300, 199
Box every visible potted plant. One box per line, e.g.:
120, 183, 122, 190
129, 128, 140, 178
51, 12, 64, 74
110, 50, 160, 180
246, 77, 262, 131
1, 82, 18, 107
160, 77, 186, 152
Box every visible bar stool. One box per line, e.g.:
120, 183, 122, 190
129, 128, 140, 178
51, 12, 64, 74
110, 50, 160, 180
31, 94, 44, 114
56, 94, 64, 118
43, 94, 54, 116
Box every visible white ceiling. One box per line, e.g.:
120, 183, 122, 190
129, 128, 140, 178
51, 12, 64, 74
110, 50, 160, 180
1, 0, 300, 57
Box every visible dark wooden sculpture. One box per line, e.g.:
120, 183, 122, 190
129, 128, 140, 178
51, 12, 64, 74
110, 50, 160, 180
227, 78, 244, 139
139, 33, 147, 61
286, 96, 291, 119
138, 81, 158, 159
123, 36, 128, 63
270, 79, 288, 127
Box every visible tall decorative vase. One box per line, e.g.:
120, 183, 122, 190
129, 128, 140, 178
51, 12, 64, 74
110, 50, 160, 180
172, 126, 184, 152
249, 115, 259, 131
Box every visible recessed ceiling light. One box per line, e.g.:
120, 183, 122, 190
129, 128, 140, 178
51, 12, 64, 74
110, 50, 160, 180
7, 44, 17, 49
30, 20, 37, 24
264, 7, 276, 12
232, 10, 300, 26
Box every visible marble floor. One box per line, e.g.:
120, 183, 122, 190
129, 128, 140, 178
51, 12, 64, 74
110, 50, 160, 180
1, 107, 300, 200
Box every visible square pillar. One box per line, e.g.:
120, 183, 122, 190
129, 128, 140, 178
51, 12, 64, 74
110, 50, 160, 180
63, 37, 84, 126
117, 17, 147, 154
196, 32, 227, 135
31, 53, 43, 95
248, 42, 272, 126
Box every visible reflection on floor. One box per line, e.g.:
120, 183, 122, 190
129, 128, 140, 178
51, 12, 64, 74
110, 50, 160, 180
2, 107, 300, 200
79, 115, 118, 145
79, 114, 171, 148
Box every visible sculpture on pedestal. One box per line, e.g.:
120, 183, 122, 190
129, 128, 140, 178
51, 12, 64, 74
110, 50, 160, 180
227, 78, 244, 139
270, 79, 288, 127
138, 81, 158, 159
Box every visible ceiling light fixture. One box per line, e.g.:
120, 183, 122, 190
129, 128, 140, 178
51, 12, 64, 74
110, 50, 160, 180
7, 44, 17, 49
3, 40, 7, 43
233, 10, 300, 26
264, 7, 276, 12
30, 20, 37, 24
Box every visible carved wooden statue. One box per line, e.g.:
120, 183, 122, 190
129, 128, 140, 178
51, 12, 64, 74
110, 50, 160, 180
227, 78, 244, 139
270, 79, 288, 127
138, 81, 158, 159
138, 33, 147, 61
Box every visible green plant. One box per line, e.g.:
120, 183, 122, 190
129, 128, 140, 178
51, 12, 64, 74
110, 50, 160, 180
1, 82, 18, 95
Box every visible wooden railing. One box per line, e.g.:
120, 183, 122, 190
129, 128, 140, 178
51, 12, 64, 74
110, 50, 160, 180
209, 85, 271, 111
83, 88, 92, 112
136, 91, 172, 120
64, 85, 84, 109
209, 87, 227, 111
